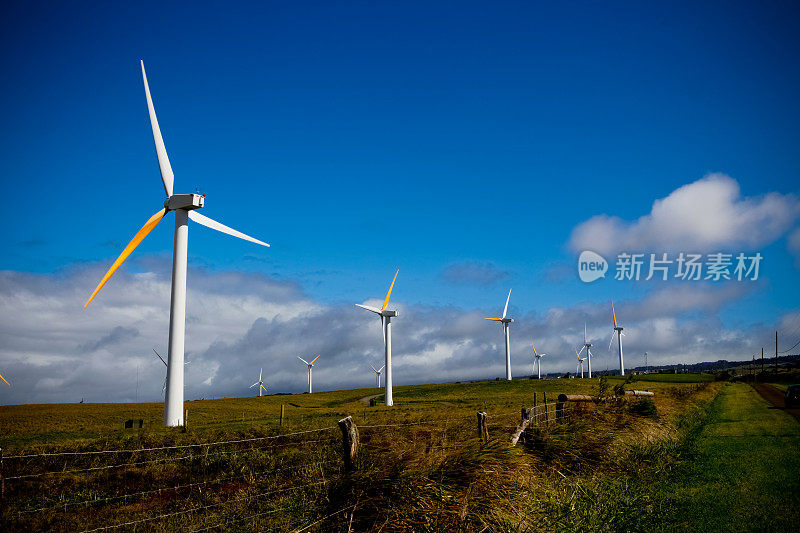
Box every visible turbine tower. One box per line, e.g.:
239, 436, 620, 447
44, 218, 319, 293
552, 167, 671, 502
298, 355, 319, 394
575, 348, 585, 378
250, 368, 268, 397
532, 343, 545, 379
153, 348, 189, 392
485, 289, 514, 380
608, 301, 625, 376
84, 61, 270, 427
356, 270, 399, 406
371, 364, 385, 388
577, 323, 593, 378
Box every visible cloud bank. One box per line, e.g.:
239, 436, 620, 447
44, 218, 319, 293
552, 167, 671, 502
0, 260, 789, 406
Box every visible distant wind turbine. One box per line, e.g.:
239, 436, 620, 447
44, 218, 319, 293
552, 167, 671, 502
371, 364, 385, 387
575, 348, 585, 378
485, 289, 514, 380
153, 348, 189, 393
532, 343, 545, 379
84, 61, 270, 427
298, 355, 320, 394
577, 323, 593, 378
250, 368, 268, 397
608, 301, 626, 376
356, 270, 399, 406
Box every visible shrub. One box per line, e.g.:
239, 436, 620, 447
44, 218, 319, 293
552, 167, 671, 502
630, 399, 658, 418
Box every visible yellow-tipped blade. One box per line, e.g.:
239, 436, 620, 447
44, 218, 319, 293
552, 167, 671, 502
485, 317, 503, 321
84, 208, 167, 308
0, 371, 9, 386
310, 355, 320, 365
584, 322, 587, 344
612, 301, 618, 328
381, 270, 399, 311
532, 343, 538, 356
371, 365, 378, 373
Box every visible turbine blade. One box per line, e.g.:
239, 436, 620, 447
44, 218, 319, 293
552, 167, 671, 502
297, 356, 309, 365
609, 332, 615, 350
259, 368, 262, 381
250, 382, 258, 388
310, 355, 320, 365
578, 345, 585, 356
612, 301, 618, 328
502, 288, 512, 319
381, 315, 386, 345
584, 322, 587, 344
379, 365, 385, 372
371, 365, 378, 373
532, 343, 538, 356
84, 208, 167, 308
153, 348, 167, 367
141, 61, 174, 197
188, 211, 269, 247
261, 384, 268, 393
355, 304, 382, 315
484, 317, 503, 321
381, 270, 399, 311
0, 372, 9, 386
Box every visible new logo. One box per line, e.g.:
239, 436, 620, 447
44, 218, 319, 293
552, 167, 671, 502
578, 251, 608, 283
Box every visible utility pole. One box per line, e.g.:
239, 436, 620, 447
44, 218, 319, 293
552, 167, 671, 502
775, 330, 779, 373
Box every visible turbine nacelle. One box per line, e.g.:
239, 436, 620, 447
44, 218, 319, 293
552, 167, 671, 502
165, 194, 204, 211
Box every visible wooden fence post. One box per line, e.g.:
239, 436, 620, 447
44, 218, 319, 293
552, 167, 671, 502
556, 398, 566, 423
543, 392, 550, 425
511, 408, 531, 446
338, 416, 359, 472
280, 404, 285, 426
1, 447, 4, 520
477, 412, 489, 442
533, 393, 538, 426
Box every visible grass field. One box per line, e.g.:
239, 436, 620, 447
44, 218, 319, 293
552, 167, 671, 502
5, 374, 789, 531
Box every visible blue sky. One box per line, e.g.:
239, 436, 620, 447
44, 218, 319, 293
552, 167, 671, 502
1, 1, 799, 403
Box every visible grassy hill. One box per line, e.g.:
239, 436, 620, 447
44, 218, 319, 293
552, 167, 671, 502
4, 374, 775, 532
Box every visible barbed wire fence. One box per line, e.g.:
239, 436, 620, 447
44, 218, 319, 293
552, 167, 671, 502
0, 402, 578, 531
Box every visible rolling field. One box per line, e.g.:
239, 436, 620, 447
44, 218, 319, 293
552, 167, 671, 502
4, 374, 782, 532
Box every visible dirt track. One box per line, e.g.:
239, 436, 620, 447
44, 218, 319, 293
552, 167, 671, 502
752, 383, 800, 422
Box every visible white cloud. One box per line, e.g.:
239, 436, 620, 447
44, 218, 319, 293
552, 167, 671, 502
569, 174, 800, 255
0, 261, 793, 406
788, 227, 800, 267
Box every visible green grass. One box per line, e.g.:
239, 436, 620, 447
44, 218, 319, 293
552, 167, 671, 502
1, 376, 769, 532
655, 383, 800, 531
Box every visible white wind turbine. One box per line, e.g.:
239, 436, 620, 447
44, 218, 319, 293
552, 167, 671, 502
485, 289, 514, 380
153, 348, 189, 393
608, 301, 626, 376
84, 61, 270, 427
575, 348, 585, 378
532, 343, 545, 379
297, 355, 320, 394
577, 323, 593, 378
356, 270, 399, 406
371, 364, 385, 388
250, 368, 268, 397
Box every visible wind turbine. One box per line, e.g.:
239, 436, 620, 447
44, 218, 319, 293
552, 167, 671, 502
575, 348, 585, 378
485, 289, 514, 380
356, 270, 399, 406
0, 371, 9, 386
250, 368, 268, 397
297, 355, 320, 394
577, 323, 593, 378
153, 348, 188, 393
371, 364, 385, 387
608, 301, 625, 376
532, 343, 545, 379
84, 61, 270, 427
